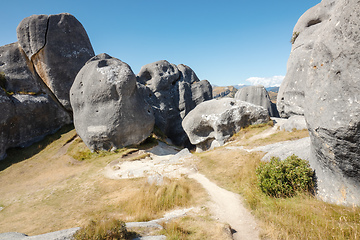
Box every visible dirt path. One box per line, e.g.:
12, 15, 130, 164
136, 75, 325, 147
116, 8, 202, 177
190, 173, 260, 240
104, 143, 261, 239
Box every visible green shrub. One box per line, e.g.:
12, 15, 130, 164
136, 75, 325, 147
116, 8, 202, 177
256, 155, 315, 197
72, 218, 134, 240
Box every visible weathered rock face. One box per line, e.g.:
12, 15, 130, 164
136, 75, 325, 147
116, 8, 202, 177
282, 0, 360, 205
17, 13, 95, 110
137, 60, 212, 146
0, 43, 72, 160
276, 1, 328, 117
182, 98, 270, 152
235, 85, 279, 117
70, 53, 155, 151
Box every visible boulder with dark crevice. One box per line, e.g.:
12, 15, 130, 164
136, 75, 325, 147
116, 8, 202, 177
17, 13, 95, 111
137, 60, 212, 146
0, 43, 71, 160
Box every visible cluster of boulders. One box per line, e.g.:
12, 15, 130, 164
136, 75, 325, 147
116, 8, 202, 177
0, 13, 215, 157
0, 13, 94, 160
277, 0, 360, 205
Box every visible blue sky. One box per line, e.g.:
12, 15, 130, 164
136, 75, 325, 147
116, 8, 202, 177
1, 0, 320, 87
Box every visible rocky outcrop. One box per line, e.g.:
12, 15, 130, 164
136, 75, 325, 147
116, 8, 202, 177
235, 85, 279, 117
280, 0, 360, 205
0, 43, 71, 160
182, 98, 269, 152
137, 60, 212, 146
17, 13, 95, 111
70, 53, 155, 151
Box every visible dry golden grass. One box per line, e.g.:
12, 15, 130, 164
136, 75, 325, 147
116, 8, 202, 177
0, 127, 206, 236
229, 121, 309, 148
160, 207, 233, 240
120, 177, 205, 222
197, 124, 360, 240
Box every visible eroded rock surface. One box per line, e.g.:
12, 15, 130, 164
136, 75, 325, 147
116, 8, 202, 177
0, 43, 71, 160
280, 0, 360, 205
182, 98, 269, 152
235, 85, 279, 117
17, 13, 95, 110
137, 60, 212, 146
70, 53, 155, 151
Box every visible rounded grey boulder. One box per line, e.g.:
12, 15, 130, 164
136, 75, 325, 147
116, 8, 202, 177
137, 60, 212, 146
235, 85, 279, 117
17, 13, 95, 111
70, 53, 155, 151
182, 98, 270, 152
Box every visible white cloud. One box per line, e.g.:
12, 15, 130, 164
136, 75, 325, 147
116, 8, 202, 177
245, 75, 285, 88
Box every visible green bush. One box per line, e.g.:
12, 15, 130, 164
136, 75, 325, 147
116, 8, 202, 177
256, 155, 315, 197
72, 218, 134, 240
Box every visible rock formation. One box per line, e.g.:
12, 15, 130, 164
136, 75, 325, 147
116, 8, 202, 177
137, 60, 212, 146
17, 13, 95, 111
0, 13, 93, 160
235, 85, 279, 117
182, 98, 269, 152
280, 0, 360, 205
70, 53, 155, 151
0, 43, 71, 160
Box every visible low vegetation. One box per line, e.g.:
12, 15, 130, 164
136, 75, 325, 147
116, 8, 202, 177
0, 126, 205, 236
256, 155, 315, 198
119, 178, 201, 222
72, 218, 135, 240
197, 124, 360, 239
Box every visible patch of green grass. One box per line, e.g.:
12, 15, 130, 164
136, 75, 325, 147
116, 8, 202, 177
291, 31, 300, 44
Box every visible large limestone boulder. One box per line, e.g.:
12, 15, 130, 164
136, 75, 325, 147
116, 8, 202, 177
70, 53, 155, 151
182, 98, 270, 152
137, 60, 212, 146
276, 1, 328, 117
235, 85, 279, 117
17, 13, 95, 111
0, 43, 72, 160
282, 0, 360, 205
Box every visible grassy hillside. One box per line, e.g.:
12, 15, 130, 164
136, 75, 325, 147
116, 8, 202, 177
0, 127, 225, 239
1, 123, 359, 239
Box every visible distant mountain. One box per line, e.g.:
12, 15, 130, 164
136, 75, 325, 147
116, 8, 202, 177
265, 87, 280, 93
213, 86, 238, 99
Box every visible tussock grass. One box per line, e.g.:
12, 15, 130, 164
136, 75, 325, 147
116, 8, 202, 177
160, 213, 233, 240
119, 178, 203, 222
73, 218, 135, 240
0, 126, 205, 236
197, 125, 360, 240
